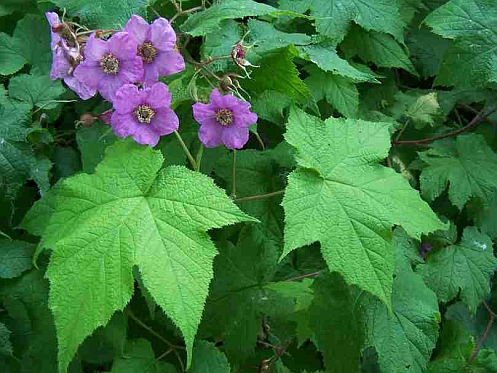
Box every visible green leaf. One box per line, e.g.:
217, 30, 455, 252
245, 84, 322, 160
280, 0, 406, 44
305, 65, 359, 118
0, 98, 38, 198
0, 239, 34, 279
76, 122, 117, 173
251, 90, 293, 124
424, 0, 497, 87
214, 150, 284, 245
9, 73, 65, 110
417, 226, 497, 312
281, 108, 446, 306
51, 0, 150, 29
248, 19, 312, 56
297, 44, 379, 83
0, 323, 12, 357
110, 339, 178, 373
202, 20, 242, 71
199, 232, 288, 363
21, 140, 256, 372
363, 249, 440, 373
0, 269, 59, 373
341, 25, 418, 76
244, 46, 311, 105
417, 134, 497, 210
0, 32, 27, 75
407, 27, 450, 78
309, 273, 365, 373
181, 0, 298, 37
0, 0, 37, 17
189, 341, 230, 373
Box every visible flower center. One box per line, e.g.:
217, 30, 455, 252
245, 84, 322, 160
100, 53, 120, 74
134, 105, 156, 124
138, 42, 158, 64
215, 109, 234, 126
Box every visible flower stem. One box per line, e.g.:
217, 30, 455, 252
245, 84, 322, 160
126, 310, 185, 350
174, 131, 197, 170
195, 144, 204, 172
234, 190, 285, 202
231, 149, 237, 198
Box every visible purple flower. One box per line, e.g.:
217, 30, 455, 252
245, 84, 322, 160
192, 89, 257, 149
110, 82, 179, 146
46, 12, 96, 100
124, 15, 185, 86
73, 32, 143, 102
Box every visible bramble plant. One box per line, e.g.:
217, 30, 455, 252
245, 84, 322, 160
1, 0, 497, 372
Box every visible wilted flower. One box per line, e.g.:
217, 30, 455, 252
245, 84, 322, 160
46, 12, 96, 100
124, 15, 185, 86
73, 32, 143, 102
110, 82, 179, 146
231, 38, 258, 76
420, 242, 433, 259
192, 89, 257, 149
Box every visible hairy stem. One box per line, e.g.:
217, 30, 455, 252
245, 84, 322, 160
284, 270, 323, 282
393, 108, 495, 146
195, 144, 204, 172
174, 131, 198, 170
468, 301, 496, 364
234, 190, 285, 203
231, 149, 237, 198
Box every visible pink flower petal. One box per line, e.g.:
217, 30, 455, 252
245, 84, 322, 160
73, 62, 104, 89
150, 18, 176, 50
50, 48, 71, 80
111, 112, 140, 137
108, 32, 139, 61
222, 126, 249, 149
209, 89, 224, 109
64, 76, 96, 100
124, 15, 150, 45
150, 107, 179, 135
198, 119, 224, 148
118, 57, 144, 85
192, 102, 217, 123
133, 125, 161, 147
155, 50, 185, 77
234, 110, 258, 128
113, 84, 142, 113
145, 82, 172, 108
142, 64, 160, 87
84, 34, 109, 62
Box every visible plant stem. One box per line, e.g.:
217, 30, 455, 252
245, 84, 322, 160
171, 6, 205, 23
174, 131, 197, 170
468, 301, 496, 364
195, 144, 204, 172
234, 190, 285, 202
284, 270, 323, 282
126, 310, 185, 350
393, 108, 495, 146
231, 149, 237, 198
395, 119, 410, 142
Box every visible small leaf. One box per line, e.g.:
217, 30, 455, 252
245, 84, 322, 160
189, 341, 230, 373
417, 227, 497, 312
0, 239, 34, 279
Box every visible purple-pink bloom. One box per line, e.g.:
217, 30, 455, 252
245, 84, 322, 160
110, 82, 179, 147
46, 12, 96, 100
73, 32, 143, 102
192, 89, 257, 149
124, 15, 185, 86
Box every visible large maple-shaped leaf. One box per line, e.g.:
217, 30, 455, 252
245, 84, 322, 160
21, 140, 256, 372
279, 0, 405, 44
360, 235, 440, 373
424, 0, 497, 88
417, 134, 497, 210
417, 227, 497, 312
281, 108, 445, 305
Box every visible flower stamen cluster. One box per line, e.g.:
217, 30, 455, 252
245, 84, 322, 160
216, 109, 234, 126
134, 105, 156, 124
138, 42, 158, 64
100, 54, 120, 74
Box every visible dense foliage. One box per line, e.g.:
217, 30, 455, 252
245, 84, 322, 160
1, 0, 497, 372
